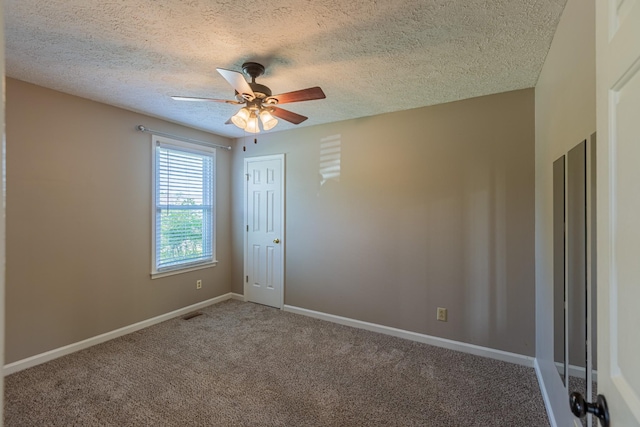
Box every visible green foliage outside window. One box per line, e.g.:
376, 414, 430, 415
159, 198, 205, 265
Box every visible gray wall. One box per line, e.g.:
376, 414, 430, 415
6, 78, 233, 364
232, 89, 536, 356
534, 0, 595, 423
6, 80, 537, 364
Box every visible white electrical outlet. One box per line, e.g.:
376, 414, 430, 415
437, 307, 447, 322
196, 280, 202, 289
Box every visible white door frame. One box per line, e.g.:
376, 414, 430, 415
243, 154, 285, 309
1, 1, 6, 421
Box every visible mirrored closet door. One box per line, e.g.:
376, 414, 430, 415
553, 134, 597, 426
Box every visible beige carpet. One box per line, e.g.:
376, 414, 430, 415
5, 299, 549, 426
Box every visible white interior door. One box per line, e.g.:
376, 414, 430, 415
596, 0, 640, 425
244, 155, 284, 309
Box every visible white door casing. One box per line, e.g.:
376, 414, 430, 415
1, 1, 6, 421
596, 0, 640, 425
244, 155, 284, 309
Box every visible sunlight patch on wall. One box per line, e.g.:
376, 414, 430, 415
319, 135, 341, 187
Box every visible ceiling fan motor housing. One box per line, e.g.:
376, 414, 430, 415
249, 82, 272, 98
240, 63, 271, 99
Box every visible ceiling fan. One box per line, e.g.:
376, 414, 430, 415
172, 62, 326, 133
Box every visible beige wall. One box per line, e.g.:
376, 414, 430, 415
5, 78, 233, 364
232, 89, 536, 356
534, 0, 595, 423
6, 79, 537, 363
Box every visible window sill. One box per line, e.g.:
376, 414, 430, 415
151, 261, 218, 279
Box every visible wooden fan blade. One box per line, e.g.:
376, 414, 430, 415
216, 68, 255, 99
269, 87, 326, 104
270, 107, 308, 124
171, 96, 242, 104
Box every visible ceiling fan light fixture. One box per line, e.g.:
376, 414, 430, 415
231, 107, 250, 129
245, 111, 260, 133
260, 110, 278, 130
174, 63, 324, 131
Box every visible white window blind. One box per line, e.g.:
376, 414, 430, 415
152, 137, 215, 275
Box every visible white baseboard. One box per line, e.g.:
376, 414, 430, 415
555, 361, 598, 382
4, 292, 234, 376
283, 305, 535, 368
5, 296, 534, 377
231, 292, 246, 302
535, 358, 559, 427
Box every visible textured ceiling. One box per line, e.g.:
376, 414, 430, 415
5, 0, 567, 138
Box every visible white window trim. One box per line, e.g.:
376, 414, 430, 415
151, 135, 217, 279
151, 261, 217, 279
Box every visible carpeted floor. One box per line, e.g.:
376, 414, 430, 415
4, 299, 549, 426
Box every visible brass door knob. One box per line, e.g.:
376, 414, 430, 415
273, 238, 280, 244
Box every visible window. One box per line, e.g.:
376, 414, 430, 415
152, 136, 216, 277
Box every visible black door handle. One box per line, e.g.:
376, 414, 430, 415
570, 392, 610, 427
